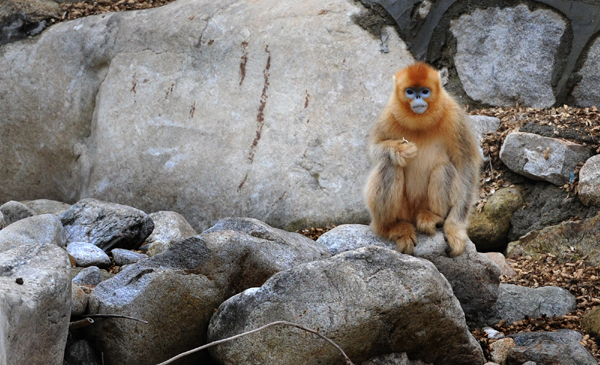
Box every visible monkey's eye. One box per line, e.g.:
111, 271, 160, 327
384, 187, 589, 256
421, 88, 430, 96
405, 89, 415, 98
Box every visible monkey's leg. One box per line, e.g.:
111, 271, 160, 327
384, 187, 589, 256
365, 163, 406, 240
444, 169, 476, 257
388, 221, 417, 254
417, 164, 455, 235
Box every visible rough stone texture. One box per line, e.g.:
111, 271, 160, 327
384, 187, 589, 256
64, 339, 101, 365
484, 252, 516, 277
208, 246, 484, 365
67, 242, 112, 268
577, 155, 600, 207
145, 210, 197, 256
72, 266, 105, 286
0, 229, 71, 365
450, 5, 566, 107
21, 198, 71, 215
0, 200, 34, 226
471, 284, 577, 326
507, 214, 600, 265
573, 37, 600, 108
362, 353, 430, 365
0, 214, 65, 251
60, 198, 154, 252
71, 284, 88, 316
0, 0, 59, 46
111, 248, 147, 266
507, 330, 597, 365
0, 0, 414, 232
508, 183, 598, 242
582, 306, 600, 340
318, 224, 501, 318
468, 115, 500, 162
490, 338, 515, 365
500, 132, 592, 186
468, 187, 523, 251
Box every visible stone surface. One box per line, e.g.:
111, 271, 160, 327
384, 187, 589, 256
0, 0, 59, 46
67, 242, 112, 268
450, 5, 566, 107
490, 337, 514, 365
71, 284, 88, 316
21, 198, 71, 215
0, 0, 414, 232
0, 214, 65, 251
484, 252, 516, 277
468, 187, 523, 251
318, 224, 501, 318
0, 229, 71, 365
471, 284, 577, 326
508, 183, 598, 242
582, 306, 600, 340
507, 330, 596, 365
145, 210, 197, 256
60, 198, 154, 252
468, 115, 500, 162
578, 155, 600, 207
500, 132, 592, 186
72, 266, 105, 286
0, 200, 34, 226
573, 37, 600, 108
111, 248, 147, 266
208, 246, 484, 365
64, 339, 101, 365
362, 353, 429, 365
507, 214, 600, 265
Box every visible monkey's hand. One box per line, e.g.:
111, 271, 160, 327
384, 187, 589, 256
391, 140, 418, 166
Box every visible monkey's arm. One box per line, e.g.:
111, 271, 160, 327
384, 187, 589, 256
369, 123, 417, 167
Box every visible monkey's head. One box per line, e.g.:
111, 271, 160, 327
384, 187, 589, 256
393, 62, 442, 118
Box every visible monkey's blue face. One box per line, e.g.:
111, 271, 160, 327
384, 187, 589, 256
405, 87, 430, 114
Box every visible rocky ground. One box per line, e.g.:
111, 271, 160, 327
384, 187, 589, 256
51, 0, 177, 23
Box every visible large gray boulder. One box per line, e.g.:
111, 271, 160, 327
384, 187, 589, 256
145, 210, 197, 256
500, 132, 592, 186
317, 224, 501, 318
573, 37, 600, 108
578, 155, 600, 207
0, 0, 414, 232
60, 198, 154, 252
208, 246, 485, 365
450, 5, 566, 107
0, 215, 71, 365
508, 330, 597, 365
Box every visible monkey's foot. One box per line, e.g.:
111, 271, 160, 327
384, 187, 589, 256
444, 225, 467, 257
389, 222, 417, 255
416, 210, 444, 235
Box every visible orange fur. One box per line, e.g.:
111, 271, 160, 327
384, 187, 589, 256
364, 62, 481, 257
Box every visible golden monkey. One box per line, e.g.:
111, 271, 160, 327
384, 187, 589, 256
364, 62, 481, 257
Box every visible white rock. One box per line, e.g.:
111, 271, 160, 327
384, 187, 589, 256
451, 5, 566, 107
578, 155, 600, 206
67, 242, 111, 268
500, 132, 591, 185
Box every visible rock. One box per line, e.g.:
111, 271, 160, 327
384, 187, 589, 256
468, 115, 501, 162
0, 229, 71, 365
450, 5, 566, 107
484, 252, 516, 277
71, 284, 88, 316
471, 284, 576, 326
111, 248, 147, 266
499, 132, 592, 186
507, 330, 596, 365
60, 198, 154, 252
67, 242, 112, 268
468, 187, 523, 251
145, 211, 197, 256
362, 353, 430, 365
64, 339, 101, 365
507, 214, 600, 265
489, 337, 514, 365
0, 0, 413, 232
0, 0, 59, 46
0, 200, 34, 226
208, 246, 484, 365
21, 198, 71, 215
508, 183, 598, 242
573, 37, 600, 108
72, 266, 105, 286
0, 214, 65, 251
483, 327, 505, 340
0, 211, 4, 230
578, 155, 600, 207
318, 224, 501, 318
581, 306, 600, 340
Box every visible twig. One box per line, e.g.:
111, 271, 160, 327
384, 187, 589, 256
156, 320, 354, 365
79, 314, 148, 324
69, 317, 94, 330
